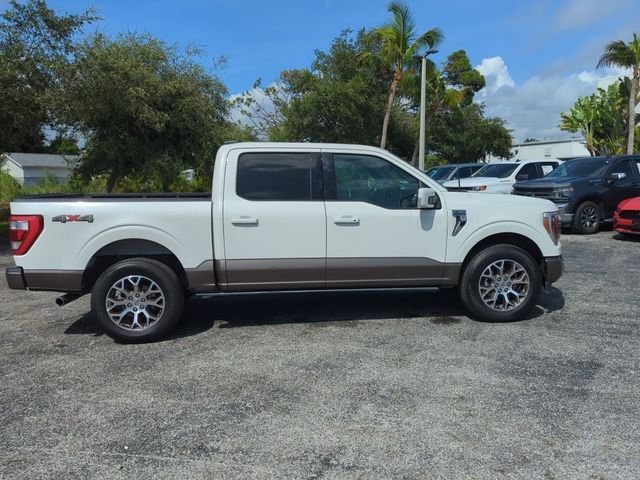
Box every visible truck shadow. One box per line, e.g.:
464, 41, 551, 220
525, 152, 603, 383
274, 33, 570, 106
65, 286, 565, 340
189, 285, 565, 330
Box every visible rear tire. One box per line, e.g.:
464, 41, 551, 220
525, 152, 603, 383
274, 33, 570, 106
459, 244, 542, 322
91, 258, 184, 342
572, 201, 601, 234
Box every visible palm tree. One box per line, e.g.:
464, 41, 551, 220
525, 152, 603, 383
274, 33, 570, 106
559, 95, 599, 156
597, 33, 640, 154
376, 1, 443, 149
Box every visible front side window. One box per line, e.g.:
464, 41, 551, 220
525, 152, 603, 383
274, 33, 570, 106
333, 154, 421, 209
609, 160, 634, 177
237, 153, 311, 200
426, 166, 456, 181
548, 159, 610, 178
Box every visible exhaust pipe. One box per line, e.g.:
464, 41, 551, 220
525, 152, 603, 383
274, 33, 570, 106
56, 293, 82, 306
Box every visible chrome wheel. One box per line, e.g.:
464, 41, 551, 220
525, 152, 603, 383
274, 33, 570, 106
580, 206, 598, 229
478, 259, 530, 311
105, 275, 165, 331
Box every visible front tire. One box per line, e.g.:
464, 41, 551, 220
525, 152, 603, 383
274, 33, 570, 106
572, 201, 601, 234
91, 258, 184, 342
459, 245, 542, 322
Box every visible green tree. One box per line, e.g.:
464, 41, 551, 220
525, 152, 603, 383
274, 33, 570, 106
47, 134, 80, 155
560, 80, 635, 156
428, 103, 512, 163
55, 33, 231, 192
235, 30, 392, 149
0, 0, 96, 153
597, 33, 640, 154
374, 1, 443, 149
559, 95, 599, 155
402, 50, 486, 164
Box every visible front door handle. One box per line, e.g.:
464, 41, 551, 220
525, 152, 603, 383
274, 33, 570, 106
333, 216, 360, 225
231, 217, 259, 226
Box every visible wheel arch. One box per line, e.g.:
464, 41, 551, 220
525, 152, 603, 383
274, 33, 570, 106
574, 195, 605, 213
458, 232, 545, 284
82, 238, 188, 292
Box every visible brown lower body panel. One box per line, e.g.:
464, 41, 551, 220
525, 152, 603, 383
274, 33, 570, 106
22, 269, 84, 292
10, 258, 463, 294
326, 257, 445, 287
224, 258, 325, 291
214, 257, 461, 292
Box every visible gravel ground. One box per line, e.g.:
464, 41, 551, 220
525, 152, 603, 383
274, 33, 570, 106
0, 231, 639, 479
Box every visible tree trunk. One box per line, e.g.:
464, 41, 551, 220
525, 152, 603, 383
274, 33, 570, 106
380, 72, 400, 149
626, 69, 638, 155
106, 170, 119, 193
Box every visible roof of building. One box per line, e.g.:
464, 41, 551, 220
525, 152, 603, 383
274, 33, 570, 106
3, 152, 78, 169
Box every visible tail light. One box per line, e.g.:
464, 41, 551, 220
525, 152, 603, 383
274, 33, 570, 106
543, 211, 561, 246
9, 215, 44, 255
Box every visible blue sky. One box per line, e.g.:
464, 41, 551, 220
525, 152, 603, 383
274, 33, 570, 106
3, 0, 639, 141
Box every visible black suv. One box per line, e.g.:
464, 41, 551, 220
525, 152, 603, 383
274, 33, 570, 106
513, 155, 640, 234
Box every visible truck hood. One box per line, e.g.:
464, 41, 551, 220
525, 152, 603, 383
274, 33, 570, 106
447, 189, 557, 209
618, 196, 640, 210
443, 176, 510, 188
514, 176, 595, 188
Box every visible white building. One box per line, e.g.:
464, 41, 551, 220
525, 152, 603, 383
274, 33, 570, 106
1, 152, 77, 185
486, 137, 590, 163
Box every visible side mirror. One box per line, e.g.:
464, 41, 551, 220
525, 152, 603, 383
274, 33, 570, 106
607, 172, 627, 182
417, 187, 438, 209
516, 173, 529, 181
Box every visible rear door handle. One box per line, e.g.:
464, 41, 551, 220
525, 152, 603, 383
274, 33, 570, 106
231, 217, 259, 226
333, 216, 360, 225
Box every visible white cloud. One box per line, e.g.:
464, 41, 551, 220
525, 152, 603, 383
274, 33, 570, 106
553, 0, 632, 32
475, 57, 630, 142
476, 57, 515, 93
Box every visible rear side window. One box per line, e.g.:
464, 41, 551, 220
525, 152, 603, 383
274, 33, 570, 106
456, 166, 474, 179
237, 153, 311, 200
517, 163, 539, 180
540, 162, 558, 176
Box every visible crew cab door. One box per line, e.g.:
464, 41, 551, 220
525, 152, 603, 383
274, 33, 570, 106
322, 151, 448, 287
222, 150, 326, 290
604, 158, 640, 216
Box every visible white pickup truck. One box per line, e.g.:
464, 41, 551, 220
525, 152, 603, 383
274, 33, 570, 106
6, 142, 563, 342
442, 159, 560, 194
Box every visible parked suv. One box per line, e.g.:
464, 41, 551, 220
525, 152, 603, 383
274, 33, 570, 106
443, 160, 560, 194
426, 163, 483, 183
513, 155, 640, 234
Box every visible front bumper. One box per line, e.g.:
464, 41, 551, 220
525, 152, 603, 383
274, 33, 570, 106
555, 203, 574, 227
544, 255, 563, 284
614, 216, 640, 235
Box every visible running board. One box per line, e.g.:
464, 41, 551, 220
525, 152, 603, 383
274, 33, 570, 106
195, 286, 441, 299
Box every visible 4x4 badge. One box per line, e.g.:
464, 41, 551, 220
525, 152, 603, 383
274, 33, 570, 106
52, 214, 94, 223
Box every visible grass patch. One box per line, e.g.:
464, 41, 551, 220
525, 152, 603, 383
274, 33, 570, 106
0, 221, 8, 240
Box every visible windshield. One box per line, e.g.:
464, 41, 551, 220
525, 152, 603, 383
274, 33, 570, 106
547, 159, 610, 178
472, 163, 518, 179
426, 166, 456, 180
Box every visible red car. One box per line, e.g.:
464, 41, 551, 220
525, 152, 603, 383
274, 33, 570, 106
614, 197, 640, 236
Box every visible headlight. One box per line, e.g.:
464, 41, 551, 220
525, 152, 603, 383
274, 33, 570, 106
554, 186, 574, 198
472, 185, 487, 191
543, 211, 561, 245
